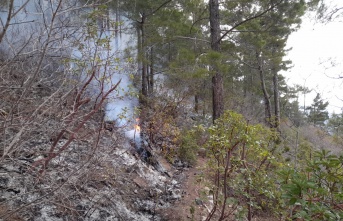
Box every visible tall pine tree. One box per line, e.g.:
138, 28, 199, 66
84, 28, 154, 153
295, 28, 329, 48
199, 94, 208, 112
307, 93, 329, 126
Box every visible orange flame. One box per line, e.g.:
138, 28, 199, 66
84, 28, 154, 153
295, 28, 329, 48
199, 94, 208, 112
134, 124, 141, 132
134, 118, 140, 133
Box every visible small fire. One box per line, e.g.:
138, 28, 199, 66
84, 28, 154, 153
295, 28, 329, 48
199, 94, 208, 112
134, 124, 141, 133
134, 118, 140, 139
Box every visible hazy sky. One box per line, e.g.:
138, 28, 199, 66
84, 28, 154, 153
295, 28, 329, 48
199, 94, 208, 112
284, 1, 343, 114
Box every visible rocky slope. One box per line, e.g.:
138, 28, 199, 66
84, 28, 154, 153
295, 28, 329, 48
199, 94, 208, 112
0, 118, 186, 221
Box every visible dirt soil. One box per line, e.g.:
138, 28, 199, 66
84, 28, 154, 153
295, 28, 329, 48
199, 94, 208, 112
159, 157, 209, 221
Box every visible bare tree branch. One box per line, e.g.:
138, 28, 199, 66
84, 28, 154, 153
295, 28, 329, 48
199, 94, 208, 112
0, 0, 30, 43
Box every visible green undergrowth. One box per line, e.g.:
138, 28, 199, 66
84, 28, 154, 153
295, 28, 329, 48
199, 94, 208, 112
178, 110, 343, 220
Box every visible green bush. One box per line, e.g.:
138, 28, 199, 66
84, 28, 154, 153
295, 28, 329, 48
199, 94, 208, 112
280, 150, 343, 220
201, 110, 283, 220
178, 127, 204, 166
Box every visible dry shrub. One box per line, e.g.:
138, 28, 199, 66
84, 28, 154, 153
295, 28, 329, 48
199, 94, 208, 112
0, 1, 144, 220
140, 97, 182, 161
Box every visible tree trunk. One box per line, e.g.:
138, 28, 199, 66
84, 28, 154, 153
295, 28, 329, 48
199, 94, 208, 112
139, 15, 148, 104
256, 52, 272, 127
136, 24, 142, 94
114, 1, 119, 49
194, 94, 199, 113
209, 0, 224, 122
273, 70, 280, 132
148, 47, 154, 95
212, 73, 224, 122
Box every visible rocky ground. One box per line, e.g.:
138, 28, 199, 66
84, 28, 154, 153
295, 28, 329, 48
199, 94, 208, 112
0, 118, 279, 221
0, 116, 190, 221
158, 157, 209, 221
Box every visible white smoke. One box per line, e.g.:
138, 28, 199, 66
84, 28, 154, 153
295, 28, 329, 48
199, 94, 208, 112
102, 16, 138, 128
0, 1, 139, 134
67, 9, 137, 129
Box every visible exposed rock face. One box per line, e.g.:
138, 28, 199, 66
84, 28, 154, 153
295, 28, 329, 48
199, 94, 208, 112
0, 120, 183, 221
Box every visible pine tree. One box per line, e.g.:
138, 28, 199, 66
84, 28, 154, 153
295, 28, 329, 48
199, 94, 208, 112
327, 111, 343, 135
307, 93, 329, 126
116, 0, 173, 104
235, 0, 306, 130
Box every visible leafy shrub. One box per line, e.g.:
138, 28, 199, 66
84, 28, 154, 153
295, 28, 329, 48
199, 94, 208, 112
178, 127, 205, 166
280, 150, 343, 220
201, 110, 282, 220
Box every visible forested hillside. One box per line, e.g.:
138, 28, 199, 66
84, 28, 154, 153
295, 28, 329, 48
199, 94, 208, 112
1, 0, 343, 220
